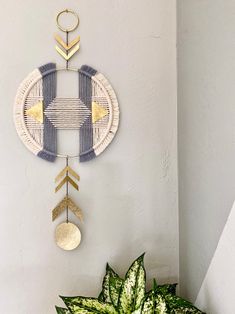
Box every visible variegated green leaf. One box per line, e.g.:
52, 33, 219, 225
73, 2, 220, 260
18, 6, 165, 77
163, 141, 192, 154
58, 307, 93, 314
61, 296, 118, 314
98, 291, 105, 302
157, 283, 177, 296
131, 309, 142, 314
170, 309, 205, 314
109, 276, 123, 307
141, 291, 167, 314
55, 306, 71, 314
99, 264, 122, 303
119, 254, 146, 313
164, 295, 205, 313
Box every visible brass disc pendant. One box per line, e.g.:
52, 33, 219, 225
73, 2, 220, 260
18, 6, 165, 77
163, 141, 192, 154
55, 222, 81, 251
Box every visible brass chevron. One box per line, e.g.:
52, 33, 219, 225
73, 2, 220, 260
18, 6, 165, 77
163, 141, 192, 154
55, 175, 79, 192
55, 44, 80, 61
54, 34, 80, 50
52, 196, 83, 221
55, 166, 80, 183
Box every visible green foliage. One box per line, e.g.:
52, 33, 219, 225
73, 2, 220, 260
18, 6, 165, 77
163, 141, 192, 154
98, 263, 123, 306
118, 254, 146, 313
56, 254, 205, 314
141, 290, 167, 313
61, 296, 117, 314
55, 307, 70, 314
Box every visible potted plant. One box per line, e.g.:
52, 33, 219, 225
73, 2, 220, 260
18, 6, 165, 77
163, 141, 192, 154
56, 254, 205, 313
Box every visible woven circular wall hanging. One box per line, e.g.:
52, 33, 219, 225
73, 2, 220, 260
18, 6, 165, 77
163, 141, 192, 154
13, 9, 120, 250
14, 64, 119, 162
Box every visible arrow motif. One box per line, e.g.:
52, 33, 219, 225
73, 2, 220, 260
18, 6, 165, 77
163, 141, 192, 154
52, 196, 83, 222
55, 44, 80, 61
54, 32, 80, 61
55, 175, 79, 192
55, 161, 80, 193
52, 163, 82, 223
55, 166, 80, 182
55, 34, 80, 50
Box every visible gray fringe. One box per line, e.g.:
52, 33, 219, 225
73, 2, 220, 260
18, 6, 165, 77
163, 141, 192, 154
38, 63, 57, 162
79, 65, 97, 162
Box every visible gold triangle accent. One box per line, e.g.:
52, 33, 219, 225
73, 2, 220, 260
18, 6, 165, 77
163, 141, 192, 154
92, 102, 108, 123
25, 101, 43, 123
54, 34, 80, 50
55, 175, 79, 193
55, 44, 80, 61
52, 196, 83, 222
55, 166, 80, 183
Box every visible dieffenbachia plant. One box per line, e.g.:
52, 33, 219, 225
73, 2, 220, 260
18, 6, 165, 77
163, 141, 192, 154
55, 254, 205, 314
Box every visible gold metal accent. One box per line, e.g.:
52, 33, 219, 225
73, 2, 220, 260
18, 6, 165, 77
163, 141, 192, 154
92, 101, 108, 123
54, 34, 80, 50
55, 222, 81, 251
56, 9, 79, 32
55, 175, 79, 192
55, 44, 80, 61
25, 101, 43, 123
55, 166, 80, 182
52, 196, 83, 221
66, 197, 83, 221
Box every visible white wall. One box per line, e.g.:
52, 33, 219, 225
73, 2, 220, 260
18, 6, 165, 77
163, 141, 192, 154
0, 1, 178, 313
195, 202, 235, 314
178, 0, 235, 302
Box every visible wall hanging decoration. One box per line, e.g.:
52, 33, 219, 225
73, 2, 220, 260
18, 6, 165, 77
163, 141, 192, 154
14, 9, 120, 251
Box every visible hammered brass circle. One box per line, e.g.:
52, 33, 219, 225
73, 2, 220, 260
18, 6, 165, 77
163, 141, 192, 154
55, 222, 81, 251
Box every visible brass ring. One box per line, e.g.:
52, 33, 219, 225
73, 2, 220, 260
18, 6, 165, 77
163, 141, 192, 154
56, 9, 79, 32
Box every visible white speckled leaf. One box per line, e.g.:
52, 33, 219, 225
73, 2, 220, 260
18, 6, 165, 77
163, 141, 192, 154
99, 264, 122, 304
141, 291, 167, 314
170, 309, 204, 314
119, 254, 146, 313
61, 296, 118, 314
131, 309, 142, 314
109, 276, 123, 307
164, 295, 205, 313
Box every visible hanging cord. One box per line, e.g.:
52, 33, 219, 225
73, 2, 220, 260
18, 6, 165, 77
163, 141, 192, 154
66, 156, 69, 223
65, 30, 70, 221
65, 30, 69, 220
66, 31, 69, 69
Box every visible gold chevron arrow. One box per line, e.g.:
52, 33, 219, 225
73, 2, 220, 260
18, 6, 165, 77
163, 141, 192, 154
55, 166, 80, 183
52, 196, 83, 222
55, 44, 80, 61
54, 34, 80, 50
55, 175, 79, 192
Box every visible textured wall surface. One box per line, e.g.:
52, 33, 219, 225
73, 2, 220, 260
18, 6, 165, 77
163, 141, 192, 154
178, 0, 235, 302
0, 1, 178, 313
